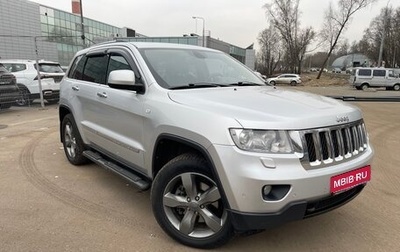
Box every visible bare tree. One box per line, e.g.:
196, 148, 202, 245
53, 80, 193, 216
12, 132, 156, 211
360, 6, 400, 67
337, 39, 350, 56
257, 25, 282, 76
264, 0, 315, 74
317, 0, 377, 79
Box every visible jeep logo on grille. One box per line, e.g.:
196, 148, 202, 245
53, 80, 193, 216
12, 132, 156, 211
336, 116, 350, 123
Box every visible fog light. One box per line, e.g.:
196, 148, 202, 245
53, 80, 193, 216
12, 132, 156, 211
262, 185, 272, 196
262, 185, 291, 201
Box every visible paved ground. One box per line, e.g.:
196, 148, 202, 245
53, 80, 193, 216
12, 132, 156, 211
0, 86, 399, 251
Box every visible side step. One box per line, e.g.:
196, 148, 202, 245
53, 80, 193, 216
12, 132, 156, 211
83, 150, 150, 191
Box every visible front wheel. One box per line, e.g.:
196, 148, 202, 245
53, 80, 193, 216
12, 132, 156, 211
151, 153, 233, 249
290, 81, 297, 86
61, 114, 88, 165
15, 86, 32, 106
393, 84, 400, 91
270, 81, 276, 86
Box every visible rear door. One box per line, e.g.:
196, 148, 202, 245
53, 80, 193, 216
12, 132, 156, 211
65, 53, 105, 144
355, 69, 372, 85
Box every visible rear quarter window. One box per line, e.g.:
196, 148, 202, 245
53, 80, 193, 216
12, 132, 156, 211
358, 69, 371, 76
2, 63, 26, 72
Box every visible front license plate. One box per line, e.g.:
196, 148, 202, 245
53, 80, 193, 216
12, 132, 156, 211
330, 165, 371, 194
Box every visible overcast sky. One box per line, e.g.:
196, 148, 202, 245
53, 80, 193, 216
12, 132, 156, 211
30, 0, 399, 50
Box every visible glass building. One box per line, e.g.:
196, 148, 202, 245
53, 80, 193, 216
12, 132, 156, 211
39, 5, 124, 65
0, 0, 254, 69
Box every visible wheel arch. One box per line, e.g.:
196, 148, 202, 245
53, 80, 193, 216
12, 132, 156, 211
59, 105, 72, 143
152, 133, 231, 209
16, 83, 29, 92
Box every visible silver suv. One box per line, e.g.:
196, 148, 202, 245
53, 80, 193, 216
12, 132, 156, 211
59, 42, 373, 248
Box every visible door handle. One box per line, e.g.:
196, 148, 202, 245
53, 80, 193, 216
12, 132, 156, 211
72, 86, 79, 91
97, 92, 107, 98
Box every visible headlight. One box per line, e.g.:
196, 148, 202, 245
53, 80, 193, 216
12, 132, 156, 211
229, 129, 293, 153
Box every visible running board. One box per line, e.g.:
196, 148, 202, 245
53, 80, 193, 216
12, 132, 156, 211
83, 150, 150, 191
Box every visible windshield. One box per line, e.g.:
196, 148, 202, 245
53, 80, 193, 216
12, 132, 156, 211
139, 48, 265, 89
36, 63, 64, 73
0, 66, 8, 73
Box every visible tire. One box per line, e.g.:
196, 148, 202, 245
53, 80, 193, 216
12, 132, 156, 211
393, 84, 400, 91
290, 81, 297, 86
151, 153, 233, 249
15, 86, 32, 106
61, 114, 89, 165
360, 83, 369, 91
46, 98, 59, 105
270, 81, 276, 86
355, 86, 362, 90
0, 103, 11, 110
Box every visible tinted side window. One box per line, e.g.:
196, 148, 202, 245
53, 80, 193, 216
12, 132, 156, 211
358, 69, 371, 76
3, 63, 26, 72
107, 55, 131, 75
373, 70, 386, 77
107, 53, 144, 84
68, 55, 85, 79
82, 55, 109, 84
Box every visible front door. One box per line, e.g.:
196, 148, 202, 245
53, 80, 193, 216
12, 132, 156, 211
91, 49, 146, 172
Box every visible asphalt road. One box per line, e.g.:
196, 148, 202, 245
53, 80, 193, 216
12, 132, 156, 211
0, 88, 399, 251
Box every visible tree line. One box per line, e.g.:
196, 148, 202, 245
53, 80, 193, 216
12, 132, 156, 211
256, 0, 400, 78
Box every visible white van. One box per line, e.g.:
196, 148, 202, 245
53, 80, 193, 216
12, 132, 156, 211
350, 67, 400, 91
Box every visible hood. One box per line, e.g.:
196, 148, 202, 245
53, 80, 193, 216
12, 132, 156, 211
168, 86, 362, 130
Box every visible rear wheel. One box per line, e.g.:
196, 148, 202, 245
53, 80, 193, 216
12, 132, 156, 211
61, 114, 89, 165
270, 81, 276, 86
290, 81, 297, 86
360, 83, 369, 91
151, 153, 233, 249
393, 84, 400, 91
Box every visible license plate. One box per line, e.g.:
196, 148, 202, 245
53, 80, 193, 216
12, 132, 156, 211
330, 165, 371, 194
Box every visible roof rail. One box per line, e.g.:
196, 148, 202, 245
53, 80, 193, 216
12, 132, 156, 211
92, 40, 119, 46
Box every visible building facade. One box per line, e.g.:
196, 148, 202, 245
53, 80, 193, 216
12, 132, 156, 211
0, 0, 255, 69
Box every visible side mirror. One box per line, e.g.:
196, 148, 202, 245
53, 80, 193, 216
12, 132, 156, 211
108, 70, 144, 93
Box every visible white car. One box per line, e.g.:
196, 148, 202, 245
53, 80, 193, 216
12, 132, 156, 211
0, 59, 64, 105
266, 74, 301, 86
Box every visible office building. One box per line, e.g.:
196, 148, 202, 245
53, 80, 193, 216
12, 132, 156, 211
0, 0, 255, 69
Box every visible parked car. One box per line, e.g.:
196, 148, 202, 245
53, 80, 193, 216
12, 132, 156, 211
266, 74, 301, 85
332, 68, 342, 73
0, 64, 20, 110
350, 67, 400, 91
0, 59, 64, 105
59, 42, 373, 248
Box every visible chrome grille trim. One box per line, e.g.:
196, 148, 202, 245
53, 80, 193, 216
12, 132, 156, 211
299, 120, 368, 169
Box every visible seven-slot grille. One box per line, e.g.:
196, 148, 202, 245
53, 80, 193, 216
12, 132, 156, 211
300, 120, 368, 169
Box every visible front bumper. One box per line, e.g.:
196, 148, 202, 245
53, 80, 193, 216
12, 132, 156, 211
208, 143, 373, 214
0, 85, 20, 105
229, 184, 364, 231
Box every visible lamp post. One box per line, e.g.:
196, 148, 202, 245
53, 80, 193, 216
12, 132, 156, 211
192, 16, 205, 47
79, 0, 85, 47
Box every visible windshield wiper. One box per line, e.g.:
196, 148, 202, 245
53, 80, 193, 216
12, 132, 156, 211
226, 81, 264, 86
169, 82, 222, 90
